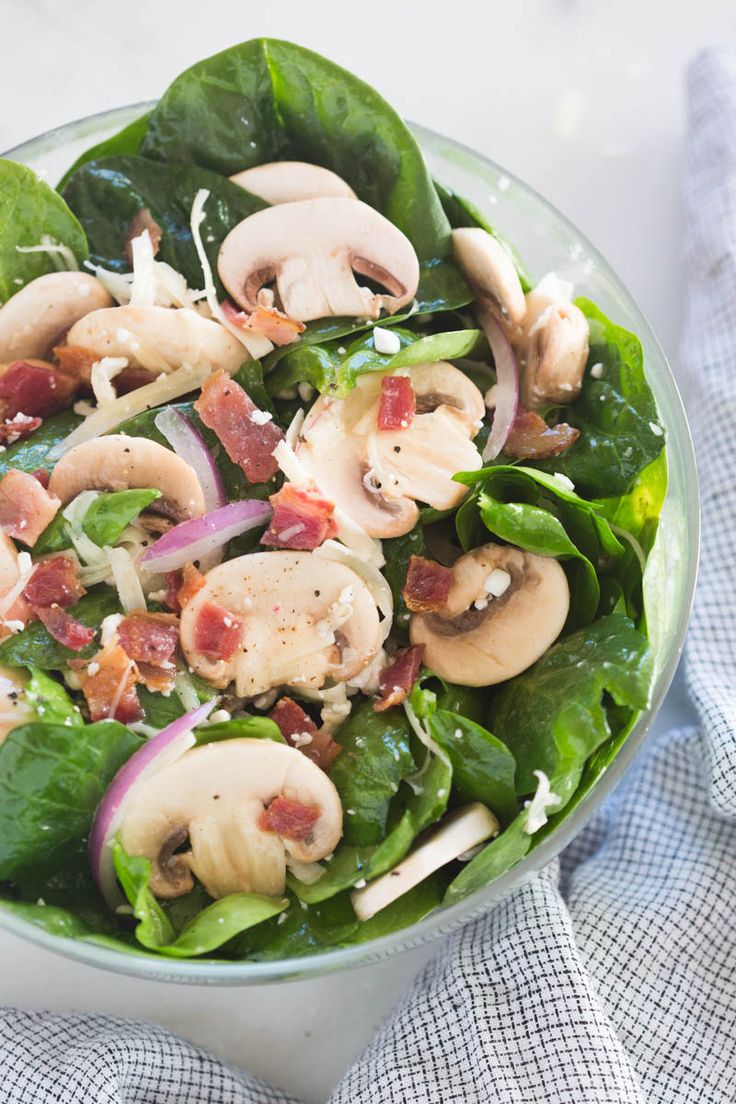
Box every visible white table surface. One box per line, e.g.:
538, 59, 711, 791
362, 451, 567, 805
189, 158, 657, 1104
0, 0, 723, 1098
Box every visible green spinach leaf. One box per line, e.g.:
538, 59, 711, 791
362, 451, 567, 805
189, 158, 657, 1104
25, 668, 82, 727
0, 589, 121, 668
427, 710, 517, 823
58, 111, 152, 189
82, 488, 161, 547
0, 411, 81, 479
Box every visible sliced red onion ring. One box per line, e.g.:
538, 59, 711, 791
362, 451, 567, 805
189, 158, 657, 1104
155, 407, 226, 512
88, 700, 216, 909
140, 500, 272, 575
478, 306, 520, 462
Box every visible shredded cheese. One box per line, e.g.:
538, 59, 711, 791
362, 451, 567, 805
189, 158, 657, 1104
16, 235, 79, 272
524, 770, 561, 834
107, 547, 147, 613
90, 356, 128, 406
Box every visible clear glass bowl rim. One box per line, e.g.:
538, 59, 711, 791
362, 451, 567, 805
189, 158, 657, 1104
0, 104, 700, 986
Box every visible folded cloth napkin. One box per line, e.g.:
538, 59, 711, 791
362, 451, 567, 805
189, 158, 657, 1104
2, 47, 736, 1104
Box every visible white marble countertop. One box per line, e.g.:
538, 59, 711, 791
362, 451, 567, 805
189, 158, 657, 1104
0, 0, 721, 1098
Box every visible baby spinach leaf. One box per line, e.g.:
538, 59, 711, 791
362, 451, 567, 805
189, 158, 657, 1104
427, 710, 518, 824
0, 411, 81, 478
0, 896, 115, 939
58, 110, 152, 189
236, 893, 359, 961
0, 589, 121, 668
32, 513, 72, 555
142, 39, 450, 262
0, 160, 88, 302
0, 720, 142, 881
329, 700, 416, 846
382, 524, 425, 636
62, 155, 266, 293
530, 301, 665, 496
195, 715, 284, 745
25, 668, 82, 727
444, 810, 532, 904
594, 450, 667, 555
82, 488, 161, 547
113, 843, 287, 956
490, 614, 654, 795
137, 673, 217, 731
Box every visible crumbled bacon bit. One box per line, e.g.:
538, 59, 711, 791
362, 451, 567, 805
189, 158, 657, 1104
258, 795, 320, 841
269, 696, 342, 771
504, 411, 580, 460
0, 360, 78, 421
164, 563, 206, 613
402, 555, 453, 613
32, 469, 50, 488
53, 345, 98, 387
194, 601, 243, 661
374, 645, 424, 712
118, 611, 179, 667
23, 556, 85, 609
125, 207, 163, 264
378, 375, 416, 431
222, 300, 305, 347
261, 484, 337, 551
0, 470, 61, 546
75, 642, 142, 723
136, 661, 176, 695
194, 370, 283, 483
0, 414, 42, 444
35, 605, 94, 652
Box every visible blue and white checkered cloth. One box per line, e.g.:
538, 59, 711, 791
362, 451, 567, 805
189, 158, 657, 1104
2, 47, 735, 1104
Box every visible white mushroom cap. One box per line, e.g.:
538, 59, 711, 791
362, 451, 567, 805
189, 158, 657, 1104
180, 551, 382, 697
48, 435, 206, 520
0, 666, 36, 744
118, 737, 343, 899
65, 305, 246, 376
230, 161, 356, 205
0, 272, 112, 361
452, 228, 526, 331
410, 543, 570, 686
517, 273, 589, 408
297, 363, 484, 537
351, 803, 499, 920
218, 197, 420, 322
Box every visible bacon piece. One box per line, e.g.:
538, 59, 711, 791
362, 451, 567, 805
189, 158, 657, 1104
23, 556, 85, 609
53, 344, 98, 387
164, 563, 206, 614
222, 300, 305, 348
118, 611, 179, 667
504, 411, 580, 460
194, 370, 283, 484
194, 601, 243, 661
32, 469, 50, 489
258, 795, 320, 842
125, 207, 163, 264
76, 642, 142, 723
35, 605, 94, 652
269, 696, 341, 771
403, 555, 453, 613
378, 375, 416, 431
0, 414, 42, 444
0, 360, 78, 421
0, 470, 61, 547
374, 645, 424, 712
261, 484, 337, 551
136, 661, 176, 695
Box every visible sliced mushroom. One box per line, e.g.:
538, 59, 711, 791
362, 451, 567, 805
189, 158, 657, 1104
0, 666, 36, 743
65, 305, 246, 375
118, 737, 343, 899
352, 803, 499, 920
297, 363, 484, 537
409, 543, 569, 686
452, 228, 526, 331
0, 272, 112, 361
230, 161, 356, 205
0, 531, 20, 598
218, 197, 420, 322
48, 435, 206, 520
518, 273, 589, 409
180, 551, 382, 697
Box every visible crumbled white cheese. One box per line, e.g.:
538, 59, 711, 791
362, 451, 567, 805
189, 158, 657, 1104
86, 662, 100, 677
373, 327, 401, 355
649, 421, 663, 437
250, 409, 273, 426
590, 362, 605, 379
277, 523, 306, 543
524, 770, 562, 834
485, 568, 512, 597
297, 381, 314, 402
551, 472, 575, 493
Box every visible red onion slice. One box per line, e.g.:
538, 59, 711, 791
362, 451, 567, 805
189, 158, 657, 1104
140, 500, 272, 575
155, 407, 226, 512
478, 306, 520, 462
88, 700, 216, 909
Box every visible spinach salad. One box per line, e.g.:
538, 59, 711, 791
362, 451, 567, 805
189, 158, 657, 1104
0, 39, 663, 961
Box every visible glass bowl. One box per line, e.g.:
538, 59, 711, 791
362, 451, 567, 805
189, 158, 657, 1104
0, 105, 699, 985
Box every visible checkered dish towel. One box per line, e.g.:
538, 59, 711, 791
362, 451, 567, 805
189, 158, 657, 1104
2, 47, 736, 1104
